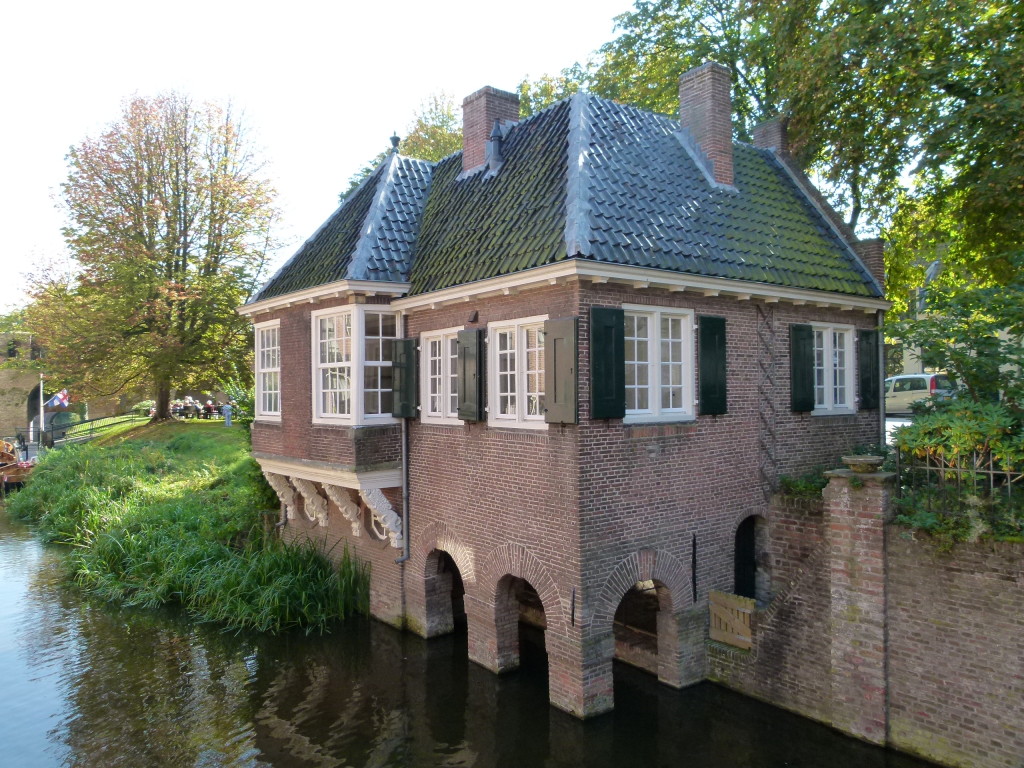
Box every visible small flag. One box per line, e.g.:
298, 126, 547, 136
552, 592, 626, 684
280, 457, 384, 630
44, 389, 70, 408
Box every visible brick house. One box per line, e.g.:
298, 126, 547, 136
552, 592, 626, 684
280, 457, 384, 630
238, 62, 888, 718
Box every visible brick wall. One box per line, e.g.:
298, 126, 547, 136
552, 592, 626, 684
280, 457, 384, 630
888, 533, 1024, 768
280, 485, 406, 626
708, 494, 832, 721
708, 470, 1024, 768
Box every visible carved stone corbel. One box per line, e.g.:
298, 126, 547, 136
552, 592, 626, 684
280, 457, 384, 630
359, 488, 404, 549
263, 472, 297, 520
323, 484, 363, 537
291, 478, 329, 527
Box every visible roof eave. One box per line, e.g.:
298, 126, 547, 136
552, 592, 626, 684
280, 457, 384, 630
393, 259, 890, 314
238, 279, 410, 318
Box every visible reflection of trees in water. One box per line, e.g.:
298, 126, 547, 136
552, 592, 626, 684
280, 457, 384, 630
54, 607, 266, 766
5, 521, 939, 768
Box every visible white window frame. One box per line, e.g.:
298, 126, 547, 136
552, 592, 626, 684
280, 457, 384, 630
419, 326, 463, 426
255, 320, 281, 422
623, 304, 696, 424
486, 315, 548, 430
310, 305, 400, 426
811, 323, 856, 415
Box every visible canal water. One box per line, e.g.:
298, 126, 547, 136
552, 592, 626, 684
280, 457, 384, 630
0, 510, 937, 768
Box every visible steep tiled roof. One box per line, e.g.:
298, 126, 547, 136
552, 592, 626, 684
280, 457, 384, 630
253, 154, 432, 301
409, 100, 572, 295
570, 96, 878, 296
252, 92, 880, 304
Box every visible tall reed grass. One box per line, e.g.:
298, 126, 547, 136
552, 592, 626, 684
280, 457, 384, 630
7, 422, 369, 632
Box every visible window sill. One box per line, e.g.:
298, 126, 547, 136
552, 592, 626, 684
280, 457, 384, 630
623, 413, 696, 425
811, 408, 857, 417
420, 416, 465, 427
255, 414, 281, 424
486, 418, 549, 431
311, 416, 400, 427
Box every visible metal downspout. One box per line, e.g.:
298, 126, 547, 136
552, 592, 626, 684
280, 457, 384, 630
395, 416, 410, 564
878, 308, 887, 449
395, 308, 411, 565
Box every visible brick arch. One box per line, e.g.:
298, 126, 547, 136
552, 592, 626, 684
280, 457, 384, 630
588, 547, 691, 633
411, 520, 476, 586
729, 504, 770, 534
477, 542, 568, 636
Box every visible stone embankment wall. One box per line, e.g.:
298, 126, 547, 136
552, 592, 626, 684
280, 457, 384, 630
708, 474, 1024, 768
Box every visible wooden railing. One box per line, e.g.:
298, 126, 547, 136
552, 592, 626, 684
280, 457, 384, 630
709, 590, 754, 650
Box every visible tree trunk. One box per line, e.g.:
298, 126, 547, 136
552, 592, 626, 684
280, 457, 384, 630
154, 380, 172, 420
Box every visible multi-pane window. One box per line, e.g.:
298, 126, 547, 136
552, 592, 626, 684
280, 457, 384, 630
421, 329, 460, 423
624, 307, 694, 421
256, 322, 280, 418
312, 307, 398, 423
363, 311, 397, 416
488, 318, 546, 428
317, 313, 353, 416
813, 326, 853, 411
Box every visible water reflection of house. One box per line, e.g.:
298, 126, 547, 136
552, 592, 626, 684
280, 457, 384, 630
239, 62, 888, 717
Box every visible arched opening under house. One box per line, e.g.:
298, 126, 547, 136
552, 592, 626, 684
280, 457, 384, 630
495, 576, 548, 676
613, 580, 672, 677
423, 549, 466, 637
734, 515, 770, 603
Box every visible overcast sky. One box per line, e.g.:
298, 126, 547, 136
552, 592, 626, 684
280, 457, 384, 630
0, 0, 632, 312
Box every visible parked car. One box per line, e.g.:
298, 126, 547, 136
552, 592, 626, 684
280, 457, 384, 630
884, 372, 955, 415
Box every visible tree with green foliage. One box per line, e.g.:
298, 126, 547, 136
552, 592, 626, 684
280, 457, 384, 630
341, 93, 463, 199
517, 64, 590, 116
26, 94, 278, 419
889, 255, 1024, 406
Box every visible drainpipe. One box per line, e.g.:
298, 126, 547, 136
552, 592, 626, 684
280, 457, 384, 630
877, 308, 886, 449
395, 416, 411, 564
395, 308, 411, 565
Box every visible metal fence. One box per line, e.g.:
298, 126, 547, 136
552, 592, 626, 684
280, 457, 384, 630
3, 413, 149, 453
895, 449, 1023, 510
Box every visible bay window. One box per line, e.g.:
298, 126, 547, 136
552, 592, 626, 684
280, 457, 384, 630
311, 306, 398, 424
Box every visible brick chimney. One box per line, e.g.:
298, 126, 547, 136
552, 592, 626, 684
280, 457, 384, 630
854, 237, 886, 289
678, 62, 734, 186
462, 86, 520, 172
752, 115, 789, 155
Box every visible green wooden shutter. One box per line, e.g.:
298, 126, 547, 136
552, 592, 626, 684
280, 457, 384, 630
698, 316, 727, 415
790, 324, 815, 412
544, 316, 578, 424
456, 329, 484, 422
590, 306, 625, 420
391, 338, 418, 419
857, 329, 881, 410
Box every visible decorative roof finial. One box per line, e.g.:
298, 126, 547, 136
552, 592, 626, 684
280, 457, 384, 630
390, 133, 400, 153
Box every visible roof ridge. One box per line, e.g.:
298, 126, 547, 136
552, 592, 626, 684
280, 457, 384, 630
347, 153, 402, 281
564, 91, 594, 258
249, 161, 389, 302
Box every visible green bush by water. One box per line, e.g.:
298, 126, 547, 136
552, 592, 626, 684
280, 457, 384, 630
7, 422, 369, 632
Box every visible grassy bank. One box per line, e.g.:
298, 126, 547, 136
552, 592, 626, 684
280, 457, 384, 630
6, 421, 368, 633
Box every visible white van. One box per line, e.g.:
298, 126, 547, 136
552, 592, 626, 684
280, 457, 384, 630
884, 373, 954, 415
